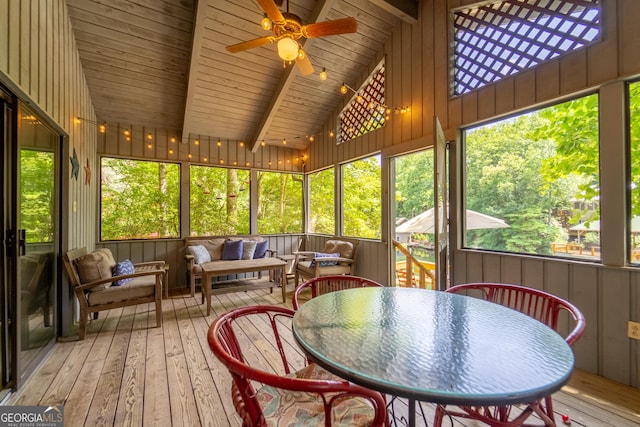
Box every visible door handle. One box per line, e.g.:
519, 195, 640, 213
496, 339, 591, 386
5, 229, 14, 257
18, 229, 26, 256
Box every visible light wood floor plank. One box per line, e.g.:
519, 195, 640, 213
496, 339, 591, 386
163, 299, 201, 426
61, 308, 123, 425
113, 303, 150, 426
4, 289, 639, 427
85, 305, 137, 427
143, 300, 172, 426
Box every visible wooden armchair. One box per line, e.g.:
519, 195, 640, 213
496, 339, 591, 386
293, 237, 359, 285
63, 247, 165, 339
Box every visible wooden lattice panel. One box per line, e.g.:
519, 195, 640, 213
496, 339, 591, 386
339, 65, 386, 144
453, 0, 600, 96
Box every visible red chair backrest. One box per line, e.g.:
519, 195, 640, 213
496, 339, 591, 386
446, 283, 585, 345
292, 275, 384, 310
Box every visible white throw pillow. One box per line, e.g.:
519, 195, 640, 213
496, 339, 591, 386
188, 245, 211, 264
242, 240, 258, 260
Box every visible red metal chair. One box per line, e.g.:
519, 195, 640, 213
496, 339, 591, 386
434, 283, 586, 427
208, 305, 388, 426
292, 275, 385, 310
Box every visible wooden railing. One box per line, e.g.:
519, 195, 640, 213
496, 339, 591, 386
392, 240, 436, 290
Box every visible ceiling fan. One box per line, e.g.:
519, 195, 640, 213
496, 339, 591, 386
225, 0, 358, 76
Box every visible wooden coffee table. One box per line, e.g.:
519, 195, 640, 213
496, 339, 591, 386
200, 258, 287, 315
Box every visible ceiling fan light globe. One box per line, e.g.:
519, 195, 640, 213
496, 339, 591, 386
277, 37, 299, 61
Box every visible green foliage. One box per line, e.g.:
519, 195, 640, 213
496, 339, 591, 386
343, 156, 381, 238
257, 171, 303, 234
309, 168, 335, 234
463, 94, 600, 254
190, 166, 250, 236
394, 151, 434, 220
629, 82, 640, 217
101, 158, 180, 240
20, 150, 54, 243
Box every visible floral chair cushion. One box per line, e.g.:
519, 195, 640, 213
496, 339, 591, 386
252, 363, 377, 426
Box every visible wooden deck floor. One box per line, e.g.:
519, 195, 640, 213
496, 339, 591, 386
5, 287, 640, 426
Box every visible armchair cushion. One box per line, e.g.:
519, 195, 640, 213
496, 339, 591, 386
222, 239, 243, 260
187, 244, 211, 264
254, 240, 269, 259
76, 248, 117, 290
112, 260, 135, 286
324, 240, 355, 259
256, 363, 376, 426
309, 252, 340, 267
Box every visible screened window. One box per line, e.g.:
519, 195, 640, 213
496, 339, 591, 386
308, 168, 335, 234
629, 81, 640, 263
190, 166, 250, 236
101, 158, 180, 240
453, 0, 600, 95
257, 171, 303, 234
343, 155, 381, 239
338, 61, 386, 143
464, 94, 600, 258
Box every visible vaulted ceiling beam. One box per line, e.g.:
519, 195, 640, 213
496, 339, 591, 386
249, 0, 337, 152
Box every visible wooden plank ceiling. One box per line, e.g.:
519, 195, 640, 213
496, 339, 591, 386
66, 0, 413, 151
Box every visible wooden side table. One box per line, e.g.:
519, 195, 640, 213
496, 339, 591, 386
163, 264, 169, 299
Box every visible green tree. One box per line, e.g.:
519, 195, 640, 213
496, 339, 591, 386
395, 150, 434, 220
309, 168, 335, 234
190, 166, 250, 236
257, 171, 303, 234
20, 149, 54, 243
629, 82, 640, 218
343, 155, 381, 238
101, 158, 180, 240
464, 94, 601, 255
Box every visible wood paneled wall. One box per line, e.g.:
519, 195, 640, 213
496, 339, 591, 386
0, 0, 97, 336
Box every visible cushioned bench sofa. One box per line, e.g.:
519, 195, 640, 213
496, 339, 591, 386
184, 236, 282, 298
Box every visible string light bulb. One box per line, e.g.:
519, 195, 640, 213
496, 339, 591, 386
217, 139, 222, 147
261, 13, 272, 30
147, 133, 153, 140
319, 68, 327, 81
340, 84, 348, 95
99, 124, 106, 133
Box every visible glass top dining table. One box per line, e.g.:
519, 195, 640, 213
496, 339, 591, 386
292, 287, 575, 410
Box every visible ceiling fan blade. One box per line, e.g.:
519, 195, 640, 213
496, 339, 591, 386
302, 17, 358, 38
256, 0, 285, 23
296, 54, 314, 76
226, 36, 275, 53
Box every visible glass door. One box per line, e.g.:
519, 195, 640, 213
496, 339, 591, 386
1, 88, 59, 392
15, 103, 58, 385
0, 84, 14, 398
